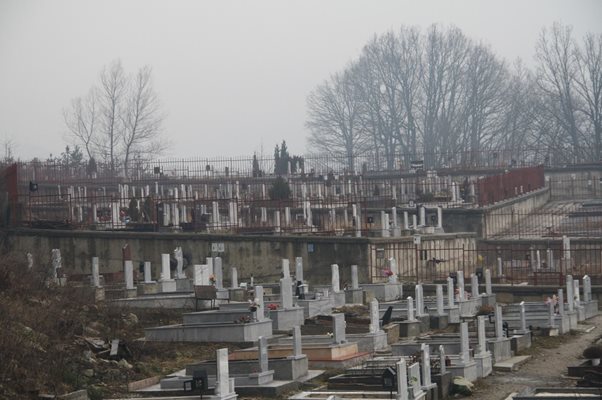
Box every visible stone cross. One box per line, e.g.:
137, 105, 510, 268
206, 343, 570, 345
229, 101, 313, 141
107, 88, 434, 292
231, 267, 238, 289
485, 268, 492, 295
295, 257, 304, 283
558, 289, 565, 316
51, 249, 61, 279
215, 348, 232, 397
421, 343, 432, 387
436, 284, 444, 315
174, 247, 185, 279
460, 322, 470, 364
457, 271, 465, 301
369, 299, 380, 334
566, 275, 575, 312
331, 264, 340, 293
396, 358, 409, 400
258, 336, 269, 373
407, 296, 415, 321
471, 273, 479, 298
520, 301, 527, 332
214, 257, 223, 289
91, 257, 100, 287
144, 261, 153, 283
332, 313, 346, 344
254, 286, 265, 321
292, 325, 302, 358
281, 277, 293, 309
282, 259, 291, 279
27, 253, 33, 270
160, 253, 171, 281
439, 345, 446, 375
415, 284, 426, 317
495, 305, 504, 339
351, 265, 359, 290
388, 258, 398, 284
477, 316, 487, 355
447, 277, 455, 307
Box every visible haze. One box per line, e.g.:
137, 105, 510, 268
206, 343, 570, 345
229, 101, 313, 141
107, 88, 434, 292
1, 0, 601, 160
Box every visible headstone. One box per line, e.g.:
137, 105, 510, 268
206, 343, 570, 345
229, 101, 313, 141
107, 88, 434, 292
566, 275, 575, 312
369, 299, 380, 333
214, 257, 223, 289
549, 302, 556, 327
199, 264, 211, 286
282, 259, 291, 278
421, 343, 432, 387
174, 247, 185, 279
295, 257, 303, 282
254, 286, 265, 321
403, 211, 409, 230
160, 253, 171, 281
408, 363, 423, 396
292, 325, 302, 358
193, 265, 202, 286
460, 322, 470, 364
437, 206, 443, 229
388, 257, 398, 284
91, 257, 100, 287
457, 271, 465, 301
396, 358, 409, 400
583, 275, 591, 303
51, 249, 61, 279
351, 265, 359, 290
439, 345, 446, 374
536, 250, 541, 270
332, 313, 346, 344
471, 273, 479, 298
258, 336, 269, 373
516, 301, 527, 333
563, 235, 571, 261
477, 316, 487, 355
436, 284, 444, 315
447, 277, 455, 307
485, 268, 492, 295
215, 348, 232, 397
558, 289, 565, 316
497, 257, 503, 276
281, 277, 293, 309
407, 296, 415, 321
574, 279, 581, 306
495, 305, 504, 339
231, 267, 238, 289
143, 261, 153, 283
331, 264, 340, 293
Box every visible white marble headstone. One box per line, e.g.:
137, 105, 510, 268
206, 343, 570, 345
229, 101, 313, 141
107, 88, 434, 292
92, 257, 100, 287
369, 298, 380, 334
295, 257, 304, 282
351, 265, 359, 290
282, 259, 290, 279
331, 264, 340, 293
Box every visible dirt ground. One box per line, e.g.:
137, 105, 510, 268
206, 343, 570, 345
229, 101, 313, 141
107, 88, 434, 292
472, 314, 602, 400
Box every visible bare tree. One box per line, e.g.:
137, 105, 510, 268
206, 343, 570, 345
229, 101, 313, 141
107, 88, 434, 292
535, 23, 583, 159
575, 32, 602, 161
306, 62, 367, 172
98, 60, 127, 175
121, 66, 165, 178
63, 87, 98, 160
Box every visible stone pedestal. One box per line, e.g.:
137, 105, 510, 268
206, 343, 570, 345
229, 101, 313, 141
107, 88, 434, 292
576, 306, 586, 322
124, 288, 138, 298
430, 313, 449, 330
445, 306, 460, 324
447, 361, 477, 383
160, 279, 177, 293
474, 352, 493, 378
487, 338, 513, 362
330, 291, 346, 308
270, 307, 305, 331
481, 294, 496, 307
137, 282, 159, 295
176, 278, 193, 292
510, 331, 532, 353
344, 288, 363, 305
417, 315, 430, 332
399, 320, 422, 338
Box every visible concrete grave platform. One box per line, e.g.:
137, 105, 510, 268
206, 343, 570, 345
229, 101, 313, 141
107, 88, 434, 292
145, 319, 273, 343
297, 298, 332, 318
270, 307, 305, 331
493, 355, 531, 372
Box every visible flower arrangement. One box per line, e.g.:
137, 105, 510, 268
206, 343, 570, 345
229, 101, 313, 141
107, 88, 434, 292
383, 269, 394, 277
209, 274, 216, 285
267, 303, 279, 311
235, 315, 251, 324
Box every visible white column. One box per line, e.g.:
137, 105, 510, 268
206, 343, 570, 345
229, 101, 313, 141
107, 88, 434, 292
495, 305, 504, 339
485, 268, 492, 295
436, 284, 444, 315
457, 271, 465, 301
351, 264, 359, 290
421, 343, 432, 387
369, 298, 380, 334
407, 296, 415, 321
460, 322, 470, 364
437, 206, 443, 229
215, 348, 232, 397
282, 259, 291, 279
520, 301, 527, 332
566, 275, 575, 312
160, 253, 171, 281
331, 264, 340, 293
144, 261, 153, 283
295, 257, 304, 282
447, 277, 455, 307
477, 315, 487, 355
231, 267, 238, 288
92, 257, 100, 287
396, 358, 409, 400
471, 273, 479, 298
124, 260, 134, 290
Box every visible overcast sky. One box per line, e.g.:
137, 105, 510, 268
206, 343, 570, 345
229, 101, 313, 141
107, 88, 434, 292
1, 0, 601, 161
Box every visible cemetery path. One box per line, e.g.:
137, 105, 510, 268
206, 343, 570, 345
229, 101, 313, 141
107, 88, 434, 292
473, 314, 602, 400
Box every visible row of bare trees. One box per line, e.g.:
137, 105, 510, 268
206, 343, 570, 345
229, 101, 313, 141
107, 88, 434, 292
306, 23, 602, 171
63, 60, 167, 177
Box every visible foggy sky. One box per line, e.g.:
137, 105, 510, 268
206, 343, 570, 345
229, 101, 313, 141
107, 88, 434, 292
1, 0, 601, 161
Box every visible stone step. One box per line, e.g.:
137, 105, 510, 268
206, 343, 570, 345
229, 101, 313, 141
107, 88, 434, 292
493, 355, 531, 372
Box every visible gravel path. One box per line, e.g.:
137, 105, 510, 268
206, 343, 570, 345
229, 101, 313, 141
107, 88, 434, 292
473, 314, 602, 399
